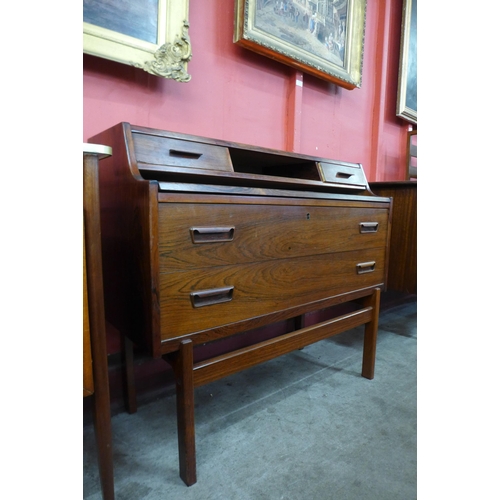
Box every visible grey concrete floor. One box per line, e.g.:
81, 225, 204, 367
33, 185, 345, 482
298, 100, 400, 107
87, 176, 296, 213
83, 299, 417, 500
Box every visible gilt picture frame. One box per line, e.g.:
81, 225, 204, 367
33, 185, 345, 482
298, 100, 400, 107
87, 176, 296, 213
83, 0, 192, 82
234, 0, 367, 90
396, 0, 417, 124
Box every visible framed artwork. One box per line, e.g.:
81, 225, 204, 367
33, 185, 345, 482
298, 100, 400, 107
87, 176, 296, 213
234, 0, 367, 90
396, 0, 417, 124
83, 0, 192, 82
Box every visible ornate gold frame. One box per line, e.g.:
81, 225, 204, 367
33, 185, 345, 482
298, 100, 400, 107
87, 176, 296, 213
234, 0, 366, 90
83, 0, 192, 82
396, 0, 417, 124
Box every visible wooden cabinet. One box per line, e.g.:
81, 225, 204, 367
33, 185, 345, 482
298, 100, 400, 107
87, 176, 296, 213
370, 181, 417, 294
90, 123, 392, 486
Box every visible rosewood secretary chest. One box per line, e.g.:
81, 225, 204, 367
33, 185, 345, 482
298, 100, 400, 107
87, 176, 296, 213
90, 122, 392, 486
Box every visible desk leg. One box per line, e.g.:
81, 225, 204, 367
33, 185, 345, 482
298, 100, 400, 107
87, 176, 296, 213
361, 288, 380, 380
91, 390, 114, 500
173, 340, 197, 486
293, 315, 306, 350
121, 333, 137, 414
293, 314, 306, 330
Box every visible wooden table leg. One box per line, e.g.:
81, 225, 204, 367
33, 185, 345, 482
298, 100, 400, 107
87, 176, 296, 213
361, 288, 381, 380
91, 383, 115, 500
294, 314, 306, 330
173, 340, 197, 486
121, 333, 137, 414
84, 147, 115, 500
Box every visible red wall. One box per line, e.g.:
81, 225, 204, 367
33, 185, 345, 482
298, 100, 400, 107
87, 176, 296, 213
83, 0, 410, 181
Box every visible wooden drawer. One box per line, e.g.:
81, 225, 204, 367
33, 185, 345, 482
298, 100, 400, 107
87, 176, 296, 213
318, 162, 367, 189
132, 131, 233, 172
158, 203, 388, 271
159, 247, 386, 339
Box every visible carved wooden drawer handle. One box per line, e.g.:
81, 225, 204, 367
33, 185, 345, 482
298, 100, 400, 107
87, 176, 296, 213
190, 287, 234, 308
356, 261, 376, 274
190, 227, 235, 244
335, 171, 353, 179
169, 149, 202, 160
359, 222, 379, 233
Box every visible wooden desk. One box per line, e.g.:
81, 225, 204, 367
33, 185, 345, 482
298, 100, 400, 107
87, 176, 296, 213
90, 123, 392, 486
370, 181, 417, 294
83, 144, 114, 500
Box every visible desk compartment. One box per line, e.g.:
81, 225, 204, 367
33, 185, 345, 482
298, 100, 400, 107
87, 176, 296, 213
159, 247, 385, 339
158, 203, 388, 271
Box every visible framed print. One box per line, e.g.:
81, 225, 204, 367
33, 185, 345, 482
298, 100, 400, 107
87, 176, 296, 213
234, 0, 367, 90
83, 0, 192, 82
396, 0, 417, 124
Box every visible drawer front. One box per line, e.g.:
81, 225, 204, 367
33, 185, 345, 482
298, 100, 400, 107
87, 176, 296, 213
132, 132, 233, 171
158, 203, 389, 271
318, 162, 367, 189
159, 248, 386, 339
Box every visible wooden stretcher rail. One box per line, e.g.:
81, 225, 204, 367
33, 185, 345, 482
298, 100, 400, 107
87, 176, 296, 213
164, 288, 381, 486
192, 306, 373, 387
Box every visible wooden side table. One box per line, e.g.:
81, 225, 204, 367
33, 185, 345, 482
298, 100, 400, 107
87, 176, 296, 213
83, 143, 114, 500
